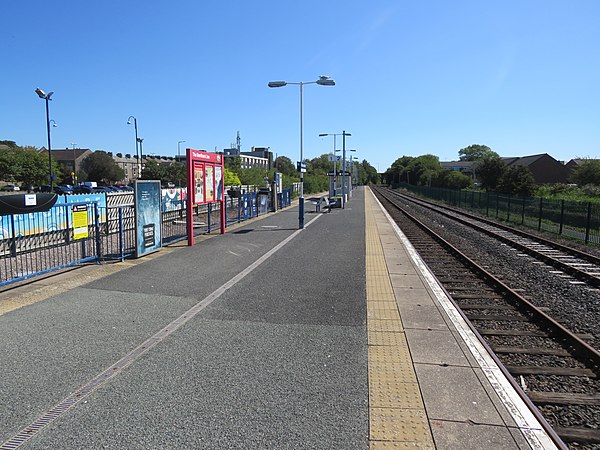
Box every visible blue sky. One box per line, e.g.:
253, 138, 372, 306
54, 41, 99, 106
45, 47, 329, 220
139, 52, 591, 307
2, 0, 599, 172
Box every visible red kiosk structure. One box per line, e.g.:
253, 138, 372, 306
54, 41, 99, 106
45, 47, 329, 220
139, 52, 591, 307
186, 148, 226, 246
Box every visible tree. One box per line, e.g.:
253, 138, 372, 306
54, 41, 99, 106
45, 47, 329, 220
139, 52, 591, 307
458, 144, 498, 161
476, 155, 505, 191
140, 160, 164, 181
164, 162, 186, 187
80, 151, 125, 184
274, 156, 296, 177
386, 156, 414, 185
0, 143, 59, 186
446, 171, 472, 190
224, 156, 241, 173
224, 168, 241, 186
238, 167, 269, 186
570, 159, 600, 186
407, 154, 440, 186
497, 165, 536, 196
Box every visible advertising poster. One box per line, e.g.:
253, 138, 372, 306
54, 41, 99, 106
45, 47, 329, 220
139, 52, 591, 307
134, 180, 162, 258
215, 166, 223, 200
72, 204, 89, 240
205, 165, 215, 202
194, 164, 205, 204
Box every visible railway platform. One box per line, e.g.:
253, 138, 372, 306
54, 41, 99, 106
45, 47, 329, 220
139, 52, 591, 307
0, 187, 560, 449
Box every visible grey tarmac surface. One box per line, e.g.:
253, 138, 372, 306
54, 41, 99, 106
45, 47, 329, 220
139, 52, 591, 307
0, 190, 368, 449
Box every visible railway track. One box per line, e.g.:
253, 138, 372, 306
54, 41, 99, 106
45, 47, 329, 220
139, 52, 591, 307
384, 187, 600, 289
372, 186, 600, 449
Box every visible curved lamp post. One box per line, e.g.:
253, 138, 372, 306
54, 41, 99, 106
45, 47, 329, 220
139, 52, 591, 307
35, 88, 55, 187
127, 116, 140, 178
268, 75, 335, 229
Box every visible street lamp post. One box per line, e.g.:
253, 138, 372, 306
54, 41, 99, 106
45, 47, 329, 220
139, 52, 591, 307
137, 137, 144, 177
71, 142, 77, 185
268, 76, 335, 229
340, 131, 351, 207
127, 116, 140, 178
35, 88, 55, 188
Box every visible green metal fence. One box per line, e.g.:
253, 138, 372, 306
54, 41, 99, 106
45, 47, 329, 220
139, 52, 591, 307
399, 184, 600, 246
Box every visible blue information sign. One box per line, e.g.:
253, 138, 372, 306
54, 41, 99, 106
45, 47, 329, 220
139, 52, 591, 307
134, 180, 162, 258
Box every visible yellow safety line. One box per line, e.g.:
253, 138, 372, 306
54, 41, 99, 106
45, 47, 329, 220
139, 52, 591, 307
365, 189, 435, 449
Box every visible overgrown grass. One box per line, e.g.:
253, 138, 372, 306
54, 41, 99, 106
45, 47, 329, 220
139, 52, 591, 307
534, 184, 600, 203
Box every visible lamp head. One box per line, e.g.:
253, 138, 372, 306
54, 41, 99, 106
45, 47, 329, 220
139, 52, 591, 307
316, 76, 335, 86
319, 133, 328, 137
268, 81, 287, 88
35, 88, 46, 98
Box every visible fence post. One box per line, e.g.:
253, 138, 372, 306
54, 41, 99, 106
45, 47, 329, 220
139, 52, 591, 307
94, 203, 102, 262
585, 202, 592, 244
65, 204, 71, 244
118, 207, 124, 262
237, 197, 241, 223
507, 195, 511, 222
207, 203, 212, 233
471, 191, 474, 209
486, 192, 490, 216
559, 200, 565, 236
521, 197, 526, 225
9, 214, 17, 257
538, 197, 543, 231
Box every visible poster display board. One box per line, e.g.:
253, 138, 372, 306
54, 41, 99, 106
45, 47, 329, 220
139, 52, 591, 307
186, 148, 226, 246
134, 180, 162, 258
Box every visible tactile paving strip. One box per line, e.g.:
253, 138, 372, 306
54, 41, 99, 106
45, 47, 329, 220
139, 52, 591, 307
365, 189, 435, 448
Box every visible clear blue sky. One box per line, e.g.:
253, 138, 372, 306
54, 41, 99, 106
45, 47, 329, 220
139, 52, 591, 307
2, 0, 599, 172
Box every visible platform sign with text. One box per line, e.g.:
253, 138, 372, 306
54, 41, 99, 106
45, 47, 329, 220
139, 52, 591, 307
72, 204, 89, 240
134, 180, 162, 258
186, 148, 226, 246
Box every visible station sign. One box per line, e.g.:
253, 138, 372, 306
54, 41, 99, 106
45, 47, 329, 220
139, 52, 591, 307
297, 161, 307, 173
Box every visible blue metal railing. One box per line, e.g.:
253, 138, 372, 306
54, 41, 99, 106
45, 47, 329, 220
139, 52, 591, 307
0, 189, 292, 287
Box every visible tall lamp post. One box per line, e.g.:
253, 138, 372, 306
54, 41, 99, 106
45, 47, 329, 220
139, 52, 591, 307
340, 131, 351, 207
127, 116, 140, 178
35, 88, 55, 188
268, 75, 335, 229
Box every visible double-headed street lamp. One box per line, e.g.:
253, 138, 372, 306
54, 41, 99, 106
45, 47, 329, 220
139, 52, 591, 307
127, 116, 140, 178
35, 88, 55, 187
268, 75, 335, 229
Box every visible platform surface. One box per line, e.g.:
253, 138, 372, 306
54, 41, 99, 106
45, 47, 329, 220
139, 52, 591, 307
0, 187, 557, 449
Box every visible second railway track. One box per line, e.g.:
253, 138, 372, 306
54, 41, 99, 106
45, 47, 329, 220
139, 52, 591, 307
373, 186, 600, 449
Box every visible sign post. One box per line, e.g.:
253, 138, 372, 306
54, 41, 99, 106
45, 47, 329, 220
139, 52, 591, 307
186, 148, 225, 246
